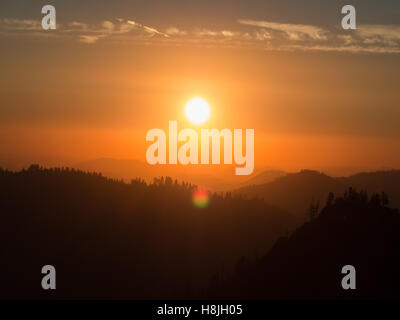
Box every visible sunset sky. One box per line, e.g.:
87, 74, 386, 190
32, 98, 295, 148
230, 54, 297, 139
0, 0, 399, 175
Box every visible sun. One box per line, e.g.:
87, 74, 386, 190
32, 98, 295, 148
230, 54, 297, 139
185, 97, 210, 125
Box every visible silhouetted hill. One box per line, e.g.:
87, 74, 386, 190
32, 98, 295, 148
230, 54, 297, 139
0, 165, 298, 299
238, 169, 287, 187
74, 158, 265, 191
340, 170, 400, 209
209, 188, 400, 299
235, 170, 345, 217
235, 170, 400, 218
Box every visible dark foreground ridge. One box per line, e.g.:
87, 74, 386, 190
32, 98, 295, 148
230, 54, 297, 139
1, 165, 399, 299
0, 165, 296, 299
209, 188, 400, 299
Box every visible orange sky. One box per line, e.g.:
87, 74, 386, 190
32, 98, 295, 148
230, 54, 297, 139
0, 2, 399, 175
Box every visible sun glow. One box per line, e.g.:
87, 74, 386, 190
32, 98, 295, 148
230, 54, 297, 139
185, 97, 210, 125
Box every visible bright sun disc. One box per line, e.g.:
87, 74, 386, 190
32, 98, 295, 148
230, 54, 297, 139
185, 97, 210, 125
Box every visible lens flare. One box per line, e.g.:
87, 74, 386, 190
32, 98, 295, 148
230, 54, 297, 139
192, 188, 210, 208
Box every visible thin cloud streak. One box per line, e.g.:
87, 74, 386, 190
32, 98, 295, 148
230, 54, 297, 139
358, 25, 400, 40
0, 17, 399, 54
238, 19, 327, 40
0, 18, 42, 31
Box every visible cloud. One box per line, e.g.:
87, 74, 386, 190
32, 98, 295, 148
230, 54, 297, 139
337, 35, 354, 45
1, 16, 399, 54
238, 19, 400, 54
79, 35, 104, 44
254, 30, 271, 41
68, 21, 89, 31
0, 17, 169, 44
284, 44, 400, 54
238, 19, 327, 40
74, 18, 169, 43
355, 24, 400, 48
0, 18, 42, 31
102, 21, 115, 32
143, 25, 168, 37
357, 25, 400, 41
165, 27, 187, 36
221, 30, 235, 37
121, 19, 168, 37
194, 29, 245, 40
195, 29, 218, 37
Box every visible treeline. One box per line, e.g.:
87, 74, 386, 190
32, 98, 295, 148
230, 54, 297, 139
208, 188, 400, 299
0, 165, 296, 299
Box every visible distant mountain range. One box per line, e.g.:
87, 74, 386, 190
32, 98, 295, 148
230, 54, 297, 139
73, 158, 286, 191
74, 159, 400, 217
235, 169, 400, 218
236, 169, 287, 188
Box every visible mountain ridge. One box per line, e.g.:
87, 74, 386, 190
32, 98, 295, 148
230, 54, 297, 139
235, 169, 400, 217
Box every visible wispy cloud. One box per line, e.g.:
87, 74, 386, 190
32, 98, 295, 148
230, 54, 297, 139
0, 17, 168, 44
285, 44, 400, 54
67, 21, 89, 32
237, 18, 400, 54
76, 19, 169, 43
193, 28, 251, 42
0, 18, 42, 31
165, 27, 187, 36
1, 17, 399, 54
79, 35, 105, 44
354, 24, 400, 49
0, 18, 42, 33
100, 20, 115, 34
358, 25, 400, 41
238, 19, 327, 40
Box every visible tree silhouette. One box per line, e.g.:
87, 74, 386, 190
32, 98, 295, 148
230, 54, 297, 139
208, 188, 400, 299
308, 198, 320, 221
1, 166, 399, 300
0, 165, 295, 299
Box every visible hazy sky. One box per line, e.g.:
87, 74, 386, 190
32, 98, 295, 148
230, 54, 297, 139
0, 0, 399, 173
